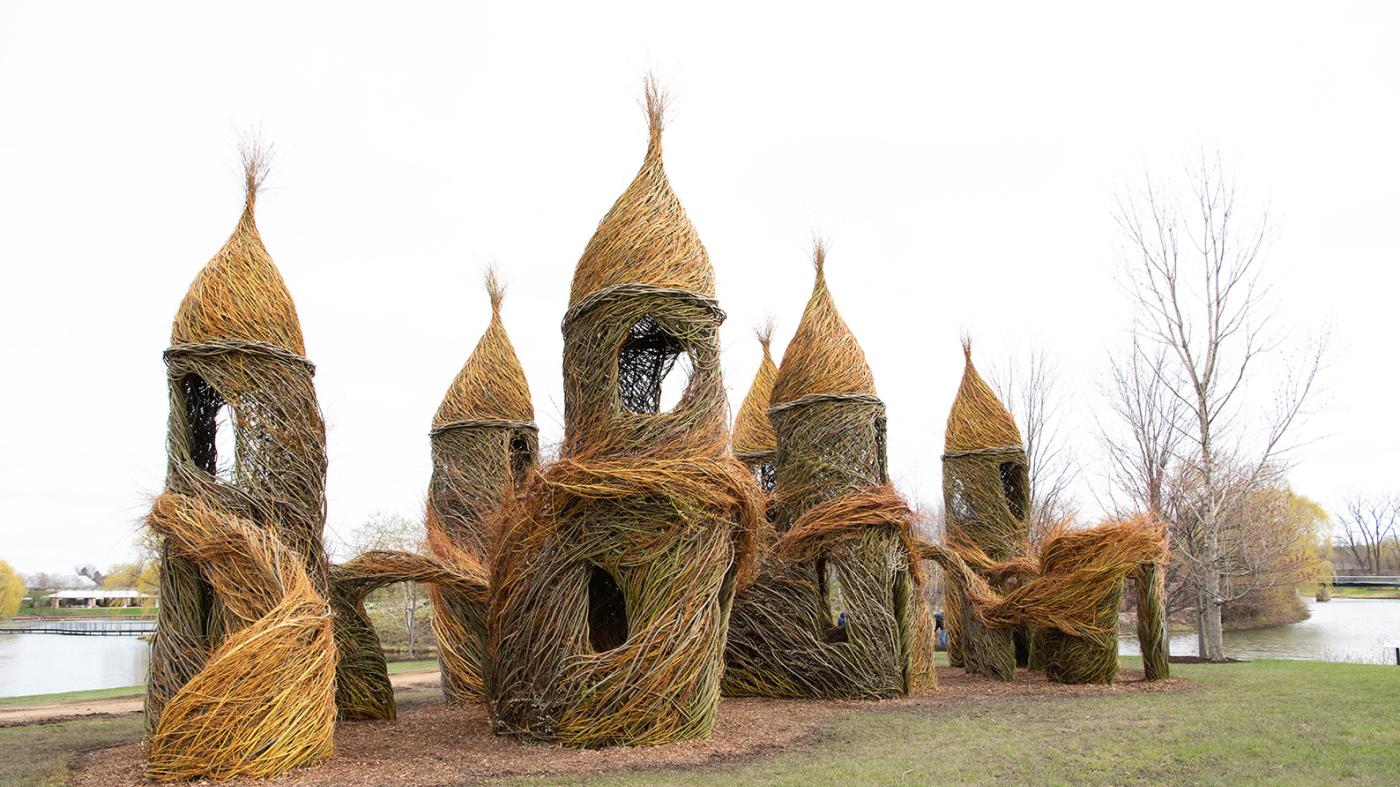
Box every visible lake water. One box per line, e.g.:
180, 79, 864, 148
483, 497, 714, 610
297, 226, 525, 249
1120, 597, 1400, 664
0, 624, 150, 698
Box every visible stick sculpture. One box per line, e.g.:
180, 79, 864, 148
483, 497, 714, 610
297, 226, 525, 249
426, 271, 537, 702
941, 341, 1030, 681
722, 243, 936, 699
733, 319, 779, 494
144, 145, 335, 780
485, 78, 763, 747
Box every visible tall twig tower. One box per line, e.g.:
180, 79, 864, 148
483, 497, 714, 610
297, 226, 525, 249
426, 272, 537, 701
941, 341, 1029, 681
723, 244, 935, 698
146, 146, 330, 730
485, 79, 761, 747
732, 320, 779, 493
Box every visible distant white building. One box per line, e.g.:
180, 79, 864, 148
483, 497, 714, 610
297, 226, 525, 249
46, 589, 155, 608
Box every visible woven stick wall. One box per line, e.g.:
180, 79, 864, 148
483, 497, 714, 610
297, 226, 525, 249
733, 320, 779, 493
425, 271, 537, 701
941, 341, 1030, 681
1026, 519, 1167, 683
723, 244, 935, 699
486, 79, 762, 747
146, 147, 330, 743
1133, 561, 1170, 680
331, 549, 489, 720
917, 515, 1168, 684
145, 493, 335, 782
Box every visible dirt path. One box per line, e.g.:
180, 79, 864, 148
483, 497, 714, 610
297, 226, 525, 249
0, 669, 441, 727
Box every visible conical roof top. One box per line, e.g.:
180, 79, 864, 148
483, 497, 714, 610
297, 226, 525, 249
944, 339, 1022, 452
171, 145, 306, 355
433, 270, 535, 428
732, 319, 779, 456
769, 242, 876, 405
567, 77, 714, 308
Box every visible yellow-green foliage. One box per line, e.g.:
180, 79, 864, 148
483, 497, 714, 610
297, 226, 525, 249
104, 561, 160, 598
0, 560, 26, 618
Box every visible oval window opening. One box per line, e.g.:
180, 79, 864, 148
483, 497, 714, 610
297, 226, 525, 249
617, 317, 691, 414
181, 373, 235, 483
998, 461, 1028, 520
508, 429, 533, 491
587, 564, 629, 652
817, 556, 849, 644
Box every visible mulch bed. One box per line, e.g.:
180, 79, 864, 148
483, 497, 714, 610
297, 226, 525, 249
72, 667, 1191, 786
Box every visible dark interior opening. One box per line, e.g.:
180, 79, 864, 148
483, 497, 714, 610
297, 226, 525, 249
892, 568, 911, 686
181, 373, 230, 480
999, 461, 1028, 520
508, 430, 532, 491
757, 463, 777, 493
587, 564, 629, 652
1013, 625, 1031, 668
617, 317, 688, 414
816, 557, 848, 644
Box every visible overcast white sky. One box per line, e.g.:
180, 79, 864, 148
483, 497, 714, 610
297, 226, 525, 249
2, 2, 1396, 573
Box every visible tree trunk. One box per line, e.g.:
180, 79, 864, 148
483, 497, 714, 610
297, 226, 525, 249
1194, 587, 1207, 659
1202, 599, 1225, 661
1200, 558, 1226, 661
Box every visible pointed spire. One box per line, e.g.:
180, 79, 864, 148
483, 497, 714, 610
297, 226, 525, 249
171, 140, 305, 354
733, 318, 779, 455
567, 75, 714, 307
433, 267, 535, 427
944, 338, 1022, 452
769, 241, 876, 405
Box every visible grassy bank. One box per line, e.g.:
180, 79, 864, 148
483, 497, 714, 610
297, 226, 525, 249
1328, 586, 1400, 599
0, 685, 143, 708
5, 658, 1398, 785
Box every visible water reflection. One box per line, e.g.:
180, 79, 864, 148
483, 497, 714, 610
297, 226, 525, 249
0, 632, 150, 697
1121, 598, 1400, 664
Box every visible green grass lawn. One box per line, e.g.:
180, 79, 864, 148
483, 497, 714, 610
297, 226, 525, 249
539, 658, 1400, 786
0, 715, 145, 786
4, 658, 1397, 785
1328, 586, 1400, 599
0, 684, 144, 708
387, 658, 438, 674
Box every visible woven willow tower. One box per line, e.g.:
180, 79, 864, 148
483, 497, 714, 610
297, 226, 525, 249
323, 276, 531, 722
723, 244, 935, 699
486, 81, 761, 747
941, 341, 1029, 681
427, 273, 537, 701
144, 148, 332, 773
732, 321, 779, 492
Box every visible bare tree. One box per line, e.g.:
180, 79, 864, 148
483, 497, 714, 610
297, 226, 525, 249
1109, 154, 1325, 660
992, 348, 1080, 548
1336, 496, 1398, 575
